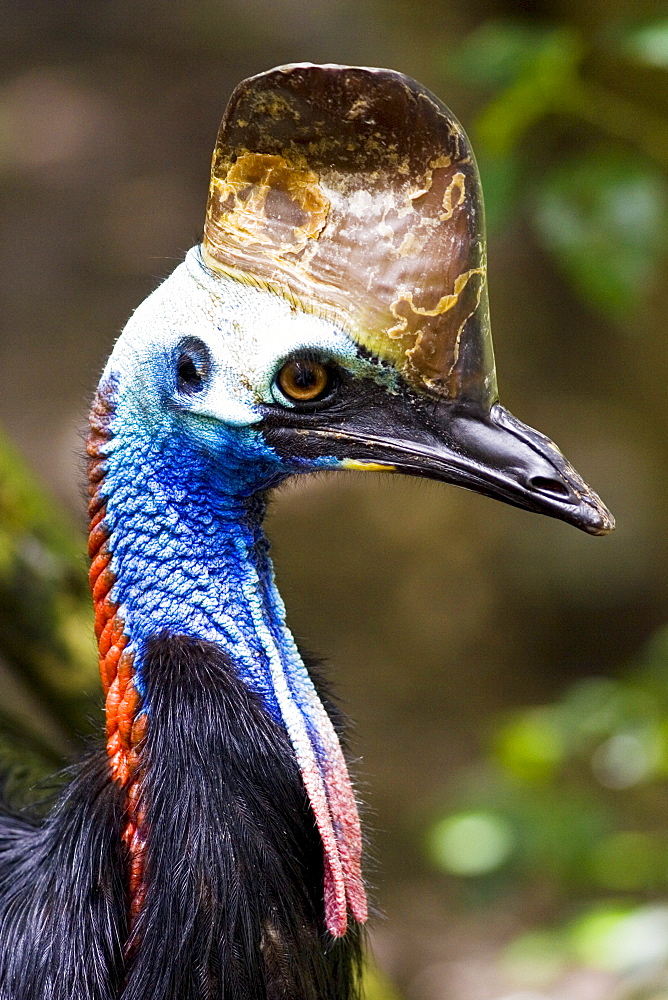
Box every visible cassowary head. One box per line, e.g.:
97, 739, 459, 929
104, 63, 614, 532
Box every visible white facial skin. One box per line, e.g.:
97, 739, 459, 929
103, 247, 397, 427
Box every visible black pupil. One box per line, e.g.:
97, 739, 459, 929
293, 362, 321, 389
177, 354, 203, 393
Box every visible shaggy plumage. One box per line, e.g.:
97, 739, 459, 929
0, 757, 127, 1000
125, 634, 362, 1000
0, 637, 362, 1000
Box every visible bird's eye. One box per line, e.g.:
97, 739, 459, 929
276, 359, 333, 404
175, 338, 210, 396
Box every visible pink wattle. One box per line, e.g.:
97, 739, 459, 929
268, 655, 367, 937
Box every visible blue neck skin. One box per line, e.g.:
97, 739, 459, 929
98, 341, 367, 934
101, 396, 309, 719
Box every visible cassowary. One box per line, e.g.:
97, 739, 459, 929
0, 64, 614, 1000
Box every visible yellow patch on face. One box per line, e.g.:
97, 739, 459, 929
342, 460, 396, 472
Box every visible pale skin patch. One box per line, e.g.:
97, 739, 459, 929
209, 152, 330, 255
439, 171, 466, 221
387, 267, 486, 338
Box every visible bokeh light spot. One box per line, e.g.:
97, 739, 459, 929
429, 810, 514, 876
495, 708, 564, 782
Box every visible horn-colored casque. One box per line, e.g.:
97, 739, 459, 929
202, 63, 497, 406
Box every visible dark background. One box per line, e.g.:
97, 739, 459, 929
2, 2, 668, 999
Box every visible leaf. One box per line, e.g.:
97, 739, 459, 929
533, 152, 668, 319
473, 27, 584, 157
0, 428, 97, 762
360, 961, 404, 1000
444, 21, 559, 89
429, 810, 515, 877
615, 18, 668, 69
495, 706, 566, 783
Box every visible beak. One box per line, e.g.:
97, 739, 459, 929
263, 388, 614, 536
369, 400, 614, 535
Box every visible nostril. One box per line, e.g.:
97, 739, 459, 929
528, 475, 573, 501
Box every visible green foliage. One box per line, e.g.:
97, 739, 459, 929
0, 429, 96, 775
428, 810, 514, 876
441, 17, 668, 321
446, 22, 570, 91
615, 18, 668, 68
427, 624, 668, 995
473, 27, 584, 157
360, 961, 404, 1000
503, 904, 668, 988
534, 152, 668, 319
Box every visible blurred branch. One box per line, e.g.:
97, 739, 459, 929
563, 80, 668, 170
0, 649, 72, 765
0, 427, 98, 769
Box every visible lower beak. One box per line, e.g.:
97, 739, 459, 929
267, 395, 614, 536
360, 402, 614, 535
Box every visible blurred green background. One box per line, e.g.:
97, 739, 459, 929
1, 1, 668, 998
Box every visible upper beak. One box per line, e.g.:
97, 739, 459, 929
263, 390, 614, 536
377, 401, 615, 535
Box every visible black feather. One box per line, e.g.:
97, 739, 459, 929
124, 633, 363, 1000
0, 754, 127, 1000
0, 635, 364, 999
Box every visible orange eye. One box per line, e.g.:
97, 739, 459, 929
277, 359, 331, 402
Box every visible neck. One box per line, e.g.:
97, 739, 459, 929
87, 380, 365, 989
